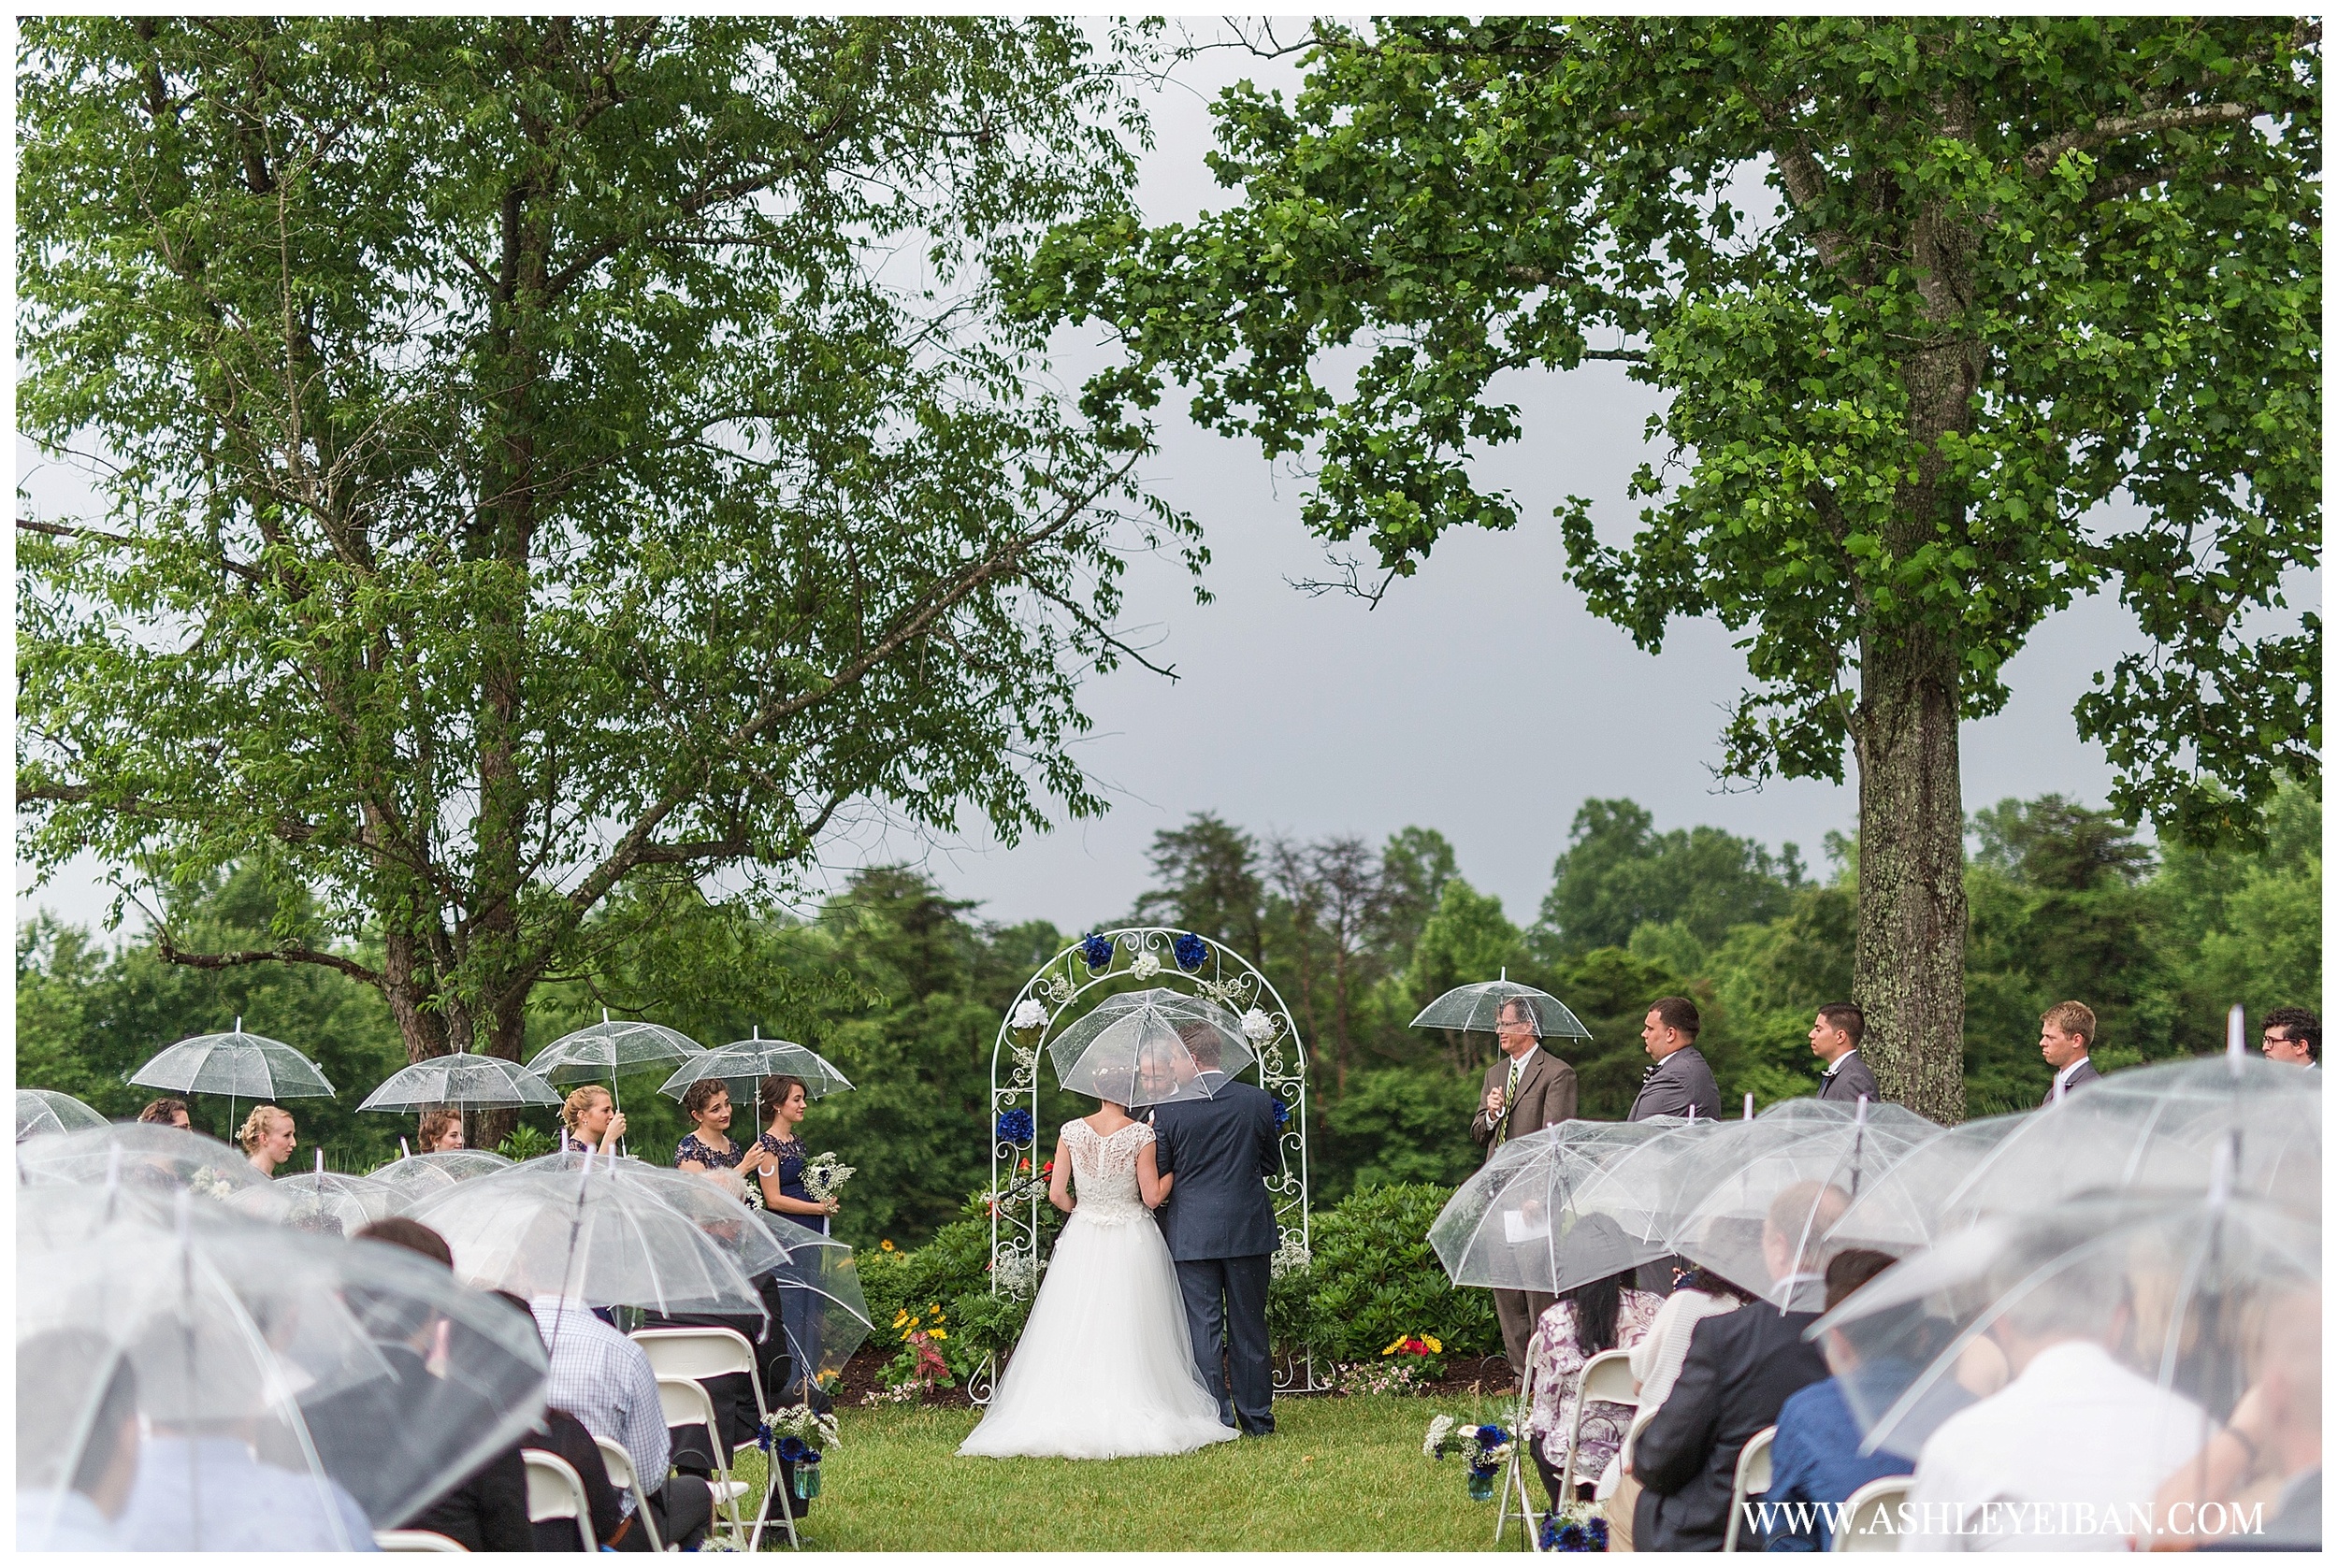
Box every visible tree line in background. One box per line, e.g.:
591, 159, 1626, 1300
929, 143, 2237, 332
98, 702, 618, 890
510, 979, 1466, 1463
21, 784, 2317, 1249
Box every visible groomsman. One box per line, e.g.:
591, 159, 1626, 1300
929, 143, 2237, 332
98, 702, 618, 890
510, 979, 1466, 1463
1810, 1002, 1882, 1103
2039, 1000, 2103, 1104
1469, 996, 1578, 1376
1628, 997, 1722, 1122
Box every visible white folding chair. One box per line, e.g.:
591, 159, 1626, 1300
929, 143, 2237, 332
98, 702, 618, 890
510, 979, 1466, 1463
1833, 1474, 1913, 1551
631, 1325, 797, 1551
594, 1434, 670, 1553
522, 1448, 596, 1553
1721, 1423, 1779, 1552
373, 1530, 469, 1551
1557, 1348, 1639, 1502
658, 1374, 755, 1549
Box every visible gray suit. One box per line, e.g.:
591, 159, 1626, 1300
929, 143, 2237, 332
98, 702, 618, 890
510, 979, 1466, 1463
2042, 1057, 2103, 1106
1815, 1049, 1882, 1104
1628, 1044, 1723, 1122
1149, 1075, 1281, 1432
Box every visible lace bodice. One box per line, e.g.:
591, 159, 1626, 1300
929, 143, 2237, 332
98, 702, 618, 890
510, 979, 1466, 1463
1062, 1119, 1153, 1226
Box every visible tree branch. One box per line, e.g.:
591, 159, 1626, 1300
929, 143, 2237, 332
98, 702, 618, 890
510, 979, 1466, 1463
156, 928, 384, 986
2026, 101, 2258, 177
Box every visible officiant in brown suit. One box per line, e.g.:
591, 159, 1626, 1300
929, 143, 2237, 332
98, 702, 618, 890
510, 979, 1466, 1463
1469, 995, 1580, 1376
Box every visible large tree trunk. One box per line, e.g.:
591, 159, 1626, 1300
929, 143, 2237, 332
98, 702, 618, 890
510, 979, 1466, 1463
1851, 621, 1969, 1125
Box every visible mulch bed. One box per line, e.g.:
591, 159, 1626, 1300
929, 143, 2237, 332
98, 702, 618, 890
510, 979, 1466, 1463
831, 1346, 1515, 1410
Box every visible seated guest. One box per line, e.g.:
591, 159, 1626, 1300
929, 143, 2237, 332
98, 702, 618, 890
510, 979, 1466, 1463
1901, 1235, 2212, 1550
1612, 1263, 1748, 1548
18, 1332, 140, 1551
136, 1098, 192, 1130
416, 1107, 465, 1153
1762, 1249, 1970, 1551
530, 1292, 715, 1549
1631, 1182, 1848, 1552
2158, 1284, 2320, 1551
349, 1219, 533, 1552
1523, 1217, 1664, 1511
2260, 1006, 2319, 1067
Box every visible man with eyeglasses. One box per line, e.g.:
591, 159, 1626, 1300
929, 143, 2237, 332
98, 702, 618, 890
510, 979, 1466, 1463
1471, 996, 1580, 1377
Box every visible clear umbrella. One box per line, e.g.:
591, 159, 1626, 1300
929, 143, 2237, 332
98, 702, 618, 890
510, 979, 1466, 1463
17, 1087, 108, 1141
1046, 987, 1256, 1107
1662, 1105, 1938, 1308
17, 1186, 548, 1551
227, 1151, 401, 1237
1755, 1096, 1943, 1141
1811, 1181, 2316, 1489
365, 1149, 514, 1205
658, 1027, 855, 1101
526, 1010, 706, 1120
404, 1152, 767, 1316
1823, 1113, 2031, 1256
1429, 1118, 1708, 1293
758, 1214, 875, 1399
1557, 1112, 1732, 1250
127, 1019, 336, 1142
18, 1122, 273, 1205
358, 1052, 563, 1112
1409, 976, 1592, 1039
1938, 1053, 2320, 1230
523, 1151, 792, 1281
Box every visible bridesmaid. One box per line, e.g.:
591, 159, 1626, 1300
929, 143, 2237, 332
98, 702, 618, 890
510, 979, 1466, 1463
558, 1085, 626, 1155
417, 1107, 465, 1153
753, 1076, 837, 1234
674, 1080, 770, 1205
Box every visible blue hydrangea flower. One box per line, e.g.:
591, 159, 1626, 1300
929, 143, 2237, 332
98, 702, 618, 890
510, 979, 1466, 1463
1173, 932, 1207, 971
996, 1108, 1035, 1144
776, 1436, 809, 1463
1271, 1096, 1290, 1129
1080, 932, 1115, 969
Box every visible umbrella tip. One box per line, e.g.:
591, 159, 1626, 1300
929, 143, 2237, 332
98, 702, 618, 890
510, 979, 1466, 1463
1500, 966, 1508, 982
2226, 1003, 2247, 1072
1743, 1091, 1755, 1120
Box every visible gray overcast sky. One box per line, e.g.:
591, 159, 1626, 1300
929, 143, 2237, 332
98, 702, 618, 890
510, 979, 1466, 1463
14, 27, 2299, 942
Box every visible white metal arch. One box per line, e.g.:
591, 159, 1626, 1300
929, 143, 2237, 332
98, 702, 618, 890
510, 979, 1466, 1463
974, 926, 1320, 1402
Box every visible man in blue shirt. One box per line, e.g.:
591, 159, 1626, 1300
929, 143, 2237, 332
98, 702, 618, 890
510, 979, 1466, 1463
1762, 1249, 1967, 1551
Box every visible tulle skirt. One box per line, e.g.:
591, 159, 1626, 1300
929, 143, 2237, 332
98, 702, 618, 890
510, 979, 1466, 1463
957, 1210, 1238, 1460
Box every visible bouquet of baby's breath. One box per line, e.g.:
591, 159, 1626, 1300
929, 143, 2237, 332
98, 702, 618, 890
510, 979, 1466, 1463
802, 1151, 854, 1203
765, 1404, 840, 1450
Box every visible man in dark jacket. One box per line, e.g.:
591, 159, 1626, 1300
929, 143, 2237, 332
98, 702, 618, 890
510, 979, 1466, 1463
1628, 997, 1724, 1121
1810, 1003, 1883, 1104
1631, 1182, 1848, 1551
1148, 1029, 1283, 1436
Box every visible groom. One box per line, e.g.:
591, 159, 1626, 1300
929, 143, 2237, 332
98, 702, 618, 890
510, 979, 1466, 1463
1148, 1027, 1281, 1436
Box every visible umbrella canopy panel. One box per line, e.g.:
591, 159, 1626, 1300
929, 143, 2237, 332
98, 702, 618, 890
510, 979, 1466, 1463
1824, 1113, 2031, 1256
526, 1013, 705, 1085
1662, 1114, 1937, 1307
1046, 987, 1257, 1108
128, 1023, 335, 1100
17, 1188, 549, 1549
233, 1170, 403, 1236
358, 1054, 561, 1112
1409, 979, 1592, 1039
1941, 1056, 2321, 1229
406, 1156, 767, 1316
758, 1213, 874, 1395
1430, 1119, 1701, 1294
18, 1123, 275, 1204
365, 1150, 515, 1203
1813, 1189, 2318, 1470
660, 1032, 855, 1100
16, 1087, 108, 1142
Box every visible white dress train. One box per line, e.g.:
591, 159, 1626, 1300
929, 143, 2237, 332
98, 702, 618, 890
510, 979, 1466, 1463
957, 1119, 1237, 1460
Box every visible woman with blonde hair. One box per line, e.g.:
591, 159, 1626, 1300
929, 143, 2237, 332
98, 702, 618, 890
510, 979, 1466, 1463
559, 1085, 625, 1155
416, 1107, 464, 1153
237, 1104, 297, 1176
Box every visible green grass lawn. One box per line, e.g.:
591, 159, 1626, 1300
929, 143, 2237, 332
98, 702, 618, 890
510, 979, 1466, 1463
726, 1394, 1527, 1551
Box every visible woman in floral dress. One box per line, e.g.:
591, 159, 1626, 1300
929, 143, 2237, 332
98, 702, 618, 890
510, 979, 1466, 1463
1524, 1253, 1664, 1512
673, 1079, 772, 1206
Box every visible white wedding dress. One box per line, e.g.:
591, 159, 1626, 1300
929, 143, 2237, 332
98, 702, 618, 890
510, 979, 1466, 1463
957, 1118, 1238, 1459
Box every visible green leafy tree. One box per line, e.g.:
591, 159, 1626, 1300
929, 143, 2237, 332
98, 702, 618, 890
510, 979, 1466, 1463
1129, 812, 1268, 957
18, 18, 1191, 1070
1539, 798, 1806, 957
1017, 18, 2320, 1121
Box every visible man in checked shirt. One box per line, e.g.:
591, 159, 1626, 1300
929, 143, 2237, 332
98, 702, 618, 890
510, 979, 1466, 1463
530, 1297, 715, 1550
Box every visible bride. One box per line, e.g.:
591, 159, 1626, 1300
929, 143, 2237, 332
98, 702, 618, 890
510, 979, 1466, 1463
958, 1099, 1236, 1459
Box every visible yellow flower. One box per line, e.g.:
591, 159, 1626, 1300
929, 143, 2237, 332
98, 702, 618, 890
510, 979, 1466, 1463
892, 1310, 911, 1328
930, 1328, 948, 1341
880, 1240, 896, 1252
1424, 1336, 1443, 1354
929, 1302, 940, 1313
1382, 1336, 1407, 1356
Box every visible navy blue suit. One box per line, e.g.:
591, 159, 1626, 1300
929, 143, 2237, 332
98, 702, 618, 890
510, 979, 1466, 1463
1148, 1074, 1281, 1433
